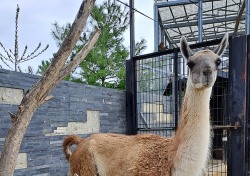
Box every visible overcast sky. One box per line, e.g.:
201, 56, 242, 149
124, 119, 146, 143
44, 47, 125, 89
0, 0, 154, 72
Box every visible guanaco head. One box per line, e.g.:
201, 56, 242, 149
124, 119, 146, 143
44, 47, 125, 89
180, 33, 228, 89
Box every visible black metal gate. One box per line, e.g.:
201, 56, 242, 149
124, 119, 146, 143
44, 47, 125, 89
126, 35, 250, 175
246, 35, 250, 176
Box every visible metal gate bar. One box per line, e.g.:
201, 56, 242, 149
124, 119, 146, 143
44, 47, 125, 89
228, 35, 247, 176
246, 35, 250, 175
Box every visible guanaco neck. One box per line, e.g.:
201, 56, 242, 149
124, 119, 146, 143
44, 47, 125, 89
171, 80, 213, 176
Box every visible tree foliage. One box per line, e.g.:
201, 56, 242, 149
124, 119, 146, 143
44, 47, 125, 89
0, 4, 49, 72
37, 60, 51, 75
79, 1, 128, 89
40, 0, 147, 90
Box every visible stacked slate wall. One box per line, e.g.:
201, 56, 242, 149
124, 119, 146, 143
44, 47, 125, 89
0, 69, 126, 175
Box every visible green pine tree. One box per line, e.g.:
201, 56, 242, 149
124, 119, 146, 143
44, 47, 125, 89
38, 0, 146, 89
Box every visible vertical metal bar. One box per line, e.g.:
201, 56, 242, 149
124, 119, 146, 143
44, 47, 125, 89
161, 27, 164, 44
154, 4, 159, 51
228, 35, 246, 176
246, 0, 250, 35
126, 0, 136, 135
131, 0, 138, 135
130, 0, 135, 57
198, 0, 203, 42
245, 34, 250, 175
126, 60, 135, 134
174, 50, 179, 129
133, 58, 138, 133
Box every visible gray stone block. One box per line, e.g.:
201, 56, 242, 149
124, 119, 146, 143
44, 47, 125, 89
0, 69, 126, 175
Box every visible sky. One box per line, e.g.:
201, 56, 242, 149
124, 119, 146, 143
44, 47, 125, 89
0, 0, 154, 73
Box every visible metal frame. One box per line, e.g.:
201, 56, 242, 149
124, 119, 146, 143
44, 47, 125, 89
127, 35, 250, 175
127, 37, 231, 174
246, 0, 250, 34
155, 0, 217, 8
154, 4, 159, 51
228, 35, 247, 176
246, 34, 250, 175
153, 0, 250, 49
130, 0, 135, 57
173, 49, 179, 128
129, 0, 250, 52
126, 0, 136, 135
128, 0, 250, 174
164, 16, 246, 29
234, 0, 246, 36
198, 0, 203, 42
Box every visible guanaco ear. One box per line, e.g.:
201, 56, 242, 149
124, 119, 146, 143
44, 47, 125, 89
180, 36, 193, 60
214, 33, 228, 56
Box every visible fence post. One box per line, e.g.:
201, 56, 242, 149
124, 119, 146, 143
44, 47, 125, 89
246, 35, 250, 175
173, 50, 179, 129
228, 35, 247, 176
126, 0, 136, 135
126, 59, 137, 135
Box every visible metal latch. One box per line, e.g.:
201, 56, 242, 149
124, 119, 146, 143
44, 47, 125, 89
212, 121, 241, 130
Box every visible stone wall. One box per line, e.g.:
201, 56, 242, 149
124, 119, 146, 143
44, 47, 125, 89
0, 69, 126, 175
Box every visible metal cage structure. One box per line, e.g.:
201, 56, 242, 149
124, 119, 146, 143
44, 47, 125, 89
153, 0, 250, 50
247, 36, 250, 176
126, 0, 250, 175
126, 35, 250, 175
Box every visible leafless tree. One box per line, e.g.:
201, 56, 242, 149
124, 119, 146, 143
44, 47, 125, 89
0, 0, 100, 175
0, 4, 49, 72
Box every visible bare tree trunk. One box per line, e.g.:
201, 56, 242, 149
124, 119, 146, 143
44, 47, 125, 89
0, 1, 100, 175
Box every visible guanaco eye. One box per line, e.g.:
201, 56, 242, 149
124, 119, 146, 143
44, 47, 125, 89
215, 59, 222, 67
187, 60, 195, 69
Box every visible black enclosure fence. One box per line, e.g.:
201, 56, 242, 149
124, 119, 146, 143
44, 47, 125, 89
247, 36, 250, 176
126, 35, 250, 176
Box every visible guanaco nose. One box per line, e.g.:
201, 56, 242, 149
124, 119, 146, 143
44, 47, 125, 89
202, 66, 212, 76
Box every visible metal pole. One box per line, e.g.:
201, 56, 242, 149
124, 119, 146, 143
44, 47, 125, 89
246, 0, 250, 35
126, 0, 137, 135
174, 49, 179, 129
229, 35, 246, 176
154, 3, 159, 51
198, 0, 203, 42
245, 34, 250, 175
161, 28, 164, 43
130, 0, 135, 57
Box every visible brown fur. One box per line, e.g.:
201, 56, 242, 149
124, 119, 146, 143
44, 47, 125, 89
63, 135, 97, 175
63, 135, 82, 160
63, 133, 174, 176
62, 33, 228, 176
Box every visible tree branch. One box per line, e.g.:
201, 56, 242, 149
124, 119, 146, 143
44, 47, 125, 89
58, 28, 101, 80
0, 1, 96, 175
20, 44, 49, 63
0, 42, 13, 60
20, 45, 28, 60
8, 112, 17, 123
41, 95, 54, 104
0, 56, 13, 70
0, 53, 11, 62
9, 49, 15, 58
22, 43, 41, 60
